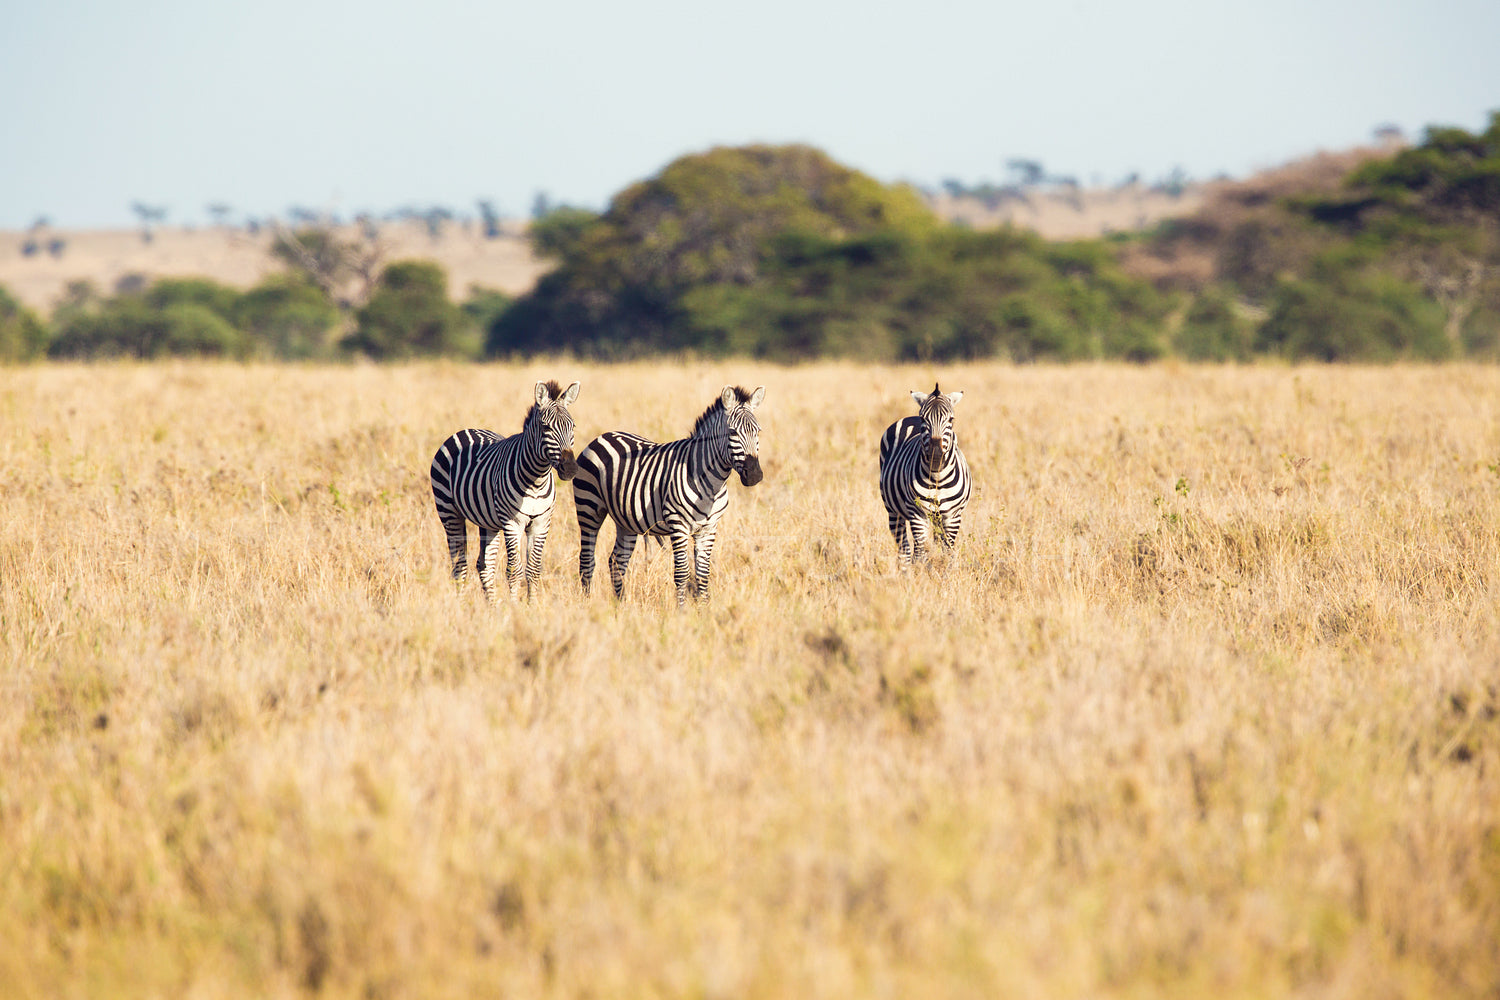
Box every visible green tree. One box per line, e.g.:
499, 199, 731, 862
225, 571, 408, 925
489, 143, 1169, 362
0, 285, 48, 362
49, 293, 246, 359
1173, 289, 1254, 361
491, 144, 938, 357
234, 275, 341, 359
1256, 265, 1448, 361
345, 261, 476, 359
528, 205, 600, 262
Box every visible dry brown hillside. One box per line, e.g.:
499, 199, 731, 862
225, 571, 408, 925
1117, 147, 1391, 291
0, 218, 550, 314
926, 180, 1215, 239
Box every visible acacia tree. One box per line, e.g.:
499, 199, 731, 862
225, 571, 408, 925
491, 144, 938, 356
270, 223, 385, 308
130, 202, 168, 243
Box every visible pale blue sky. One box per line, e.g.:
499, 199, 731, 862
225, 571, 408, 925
2, 0, 1496, 229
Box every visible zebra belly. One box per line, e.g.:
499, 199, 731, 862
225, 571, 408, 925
459, 480, 555, 531
888, 441, 969, 510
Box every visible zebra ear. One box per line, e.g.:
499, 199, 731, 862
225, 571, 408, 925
534, 381, 549, 407
948, 390, 964, 406
721, 386, 738, 410
561, 381, 580, 406
910, 390, 930, 407
747, 385, 765, 410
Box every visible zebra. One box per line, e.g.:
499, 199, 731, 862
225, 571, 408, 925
430, 379, 580, 603
573, 384, 766, 606
879, 382, 972, 568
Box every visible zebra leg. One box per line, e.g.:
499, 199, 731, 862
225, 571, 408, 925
669, 531, 695, 607
439, 510, 469, 586
608, 533, 638, 600
476, 528, 503, 604
501, 522, 526, 599
578, 516, 601, 595
524, 508, 552, 602
691, 528, 717, 603
908, 516, 933, 565
939, 509, 965, 549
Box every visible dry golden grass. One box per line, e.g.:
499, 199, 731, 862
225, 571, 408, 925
2, 361, 1498, 999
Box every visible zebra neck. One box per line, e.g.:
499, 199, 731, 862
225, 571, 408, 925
688, 423, 734, 486
516, 429, 553, 483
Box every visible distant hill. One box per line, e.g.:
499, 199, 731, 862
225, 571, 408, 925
926, 180, 1212, 239
1114, 147, 1393, 290
0, 218, 549, 314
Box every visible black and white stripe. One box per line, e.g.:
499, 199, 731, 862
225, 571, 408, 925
879, 382, 972, 567
574, 385, 766, 605
430, 379, 580, 602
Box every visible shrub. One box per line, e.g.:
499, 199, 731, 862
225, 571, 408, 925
345, 261, 477, 360
234, 276, 342, 360
1174, 290, 1254, 361
49, 294, 248, 360
0, 285, 48, 362
1256, 268, 1449, 361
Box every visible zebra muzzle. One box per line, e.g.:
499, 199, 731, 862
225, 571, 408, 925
925, 440, 944, 475
556, 449, 578, 481
738, 456, 764, 487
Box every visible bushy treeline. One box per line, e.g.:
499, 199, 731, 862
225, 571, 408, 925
5, 117, 1498, 364
2, 262, 502, 363
1144, 111, 1500, 361
492, 145, 1171, 362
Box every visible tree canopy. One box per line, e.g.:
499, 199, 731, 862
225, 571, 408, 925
490, 144, 1169, 361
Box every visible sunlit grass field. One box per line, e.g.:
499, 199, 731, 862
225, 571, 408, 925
2, 361, 1497, 999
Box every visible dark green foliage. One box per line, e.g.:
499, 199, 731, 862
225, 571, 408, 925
1257, 266, 1449, 361
48, 277, 250, 359
490, 144, 1168, 362
40, 275, 339, 361
1213, 217, 1336, 303
1173, 289, 1254, 362
234, 276, 341, 360
461, 286, 513, 335
345, 261, 477, 360
144, 277, 242, 318
49, 297, 246, 360
1126, 109, 1500, 362
1344, 113, 1500, 217
1269, 112, 1500, 359
528, 206, 600, 262
0, 284, 49, 362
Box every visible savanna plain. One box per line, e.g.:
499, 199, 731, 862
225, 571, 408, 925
2, 361, 1497, 999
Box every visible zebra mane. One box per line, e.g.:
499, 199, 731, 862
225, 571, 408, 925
522, 381, 567, 428
691, 386, 753, 438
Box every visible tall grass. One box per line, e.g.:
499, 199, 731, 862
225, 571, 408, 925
1, 361, 1497, 998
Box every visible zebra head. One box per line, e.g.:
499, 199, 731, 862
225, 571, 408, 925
720, 384, 766, 487
531, 379, 581, 480
910, 382, 963, 476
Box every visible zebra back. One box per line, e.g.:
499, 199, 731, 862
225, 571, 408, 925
430, 381, 579, 531
573, 385, 765, 537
